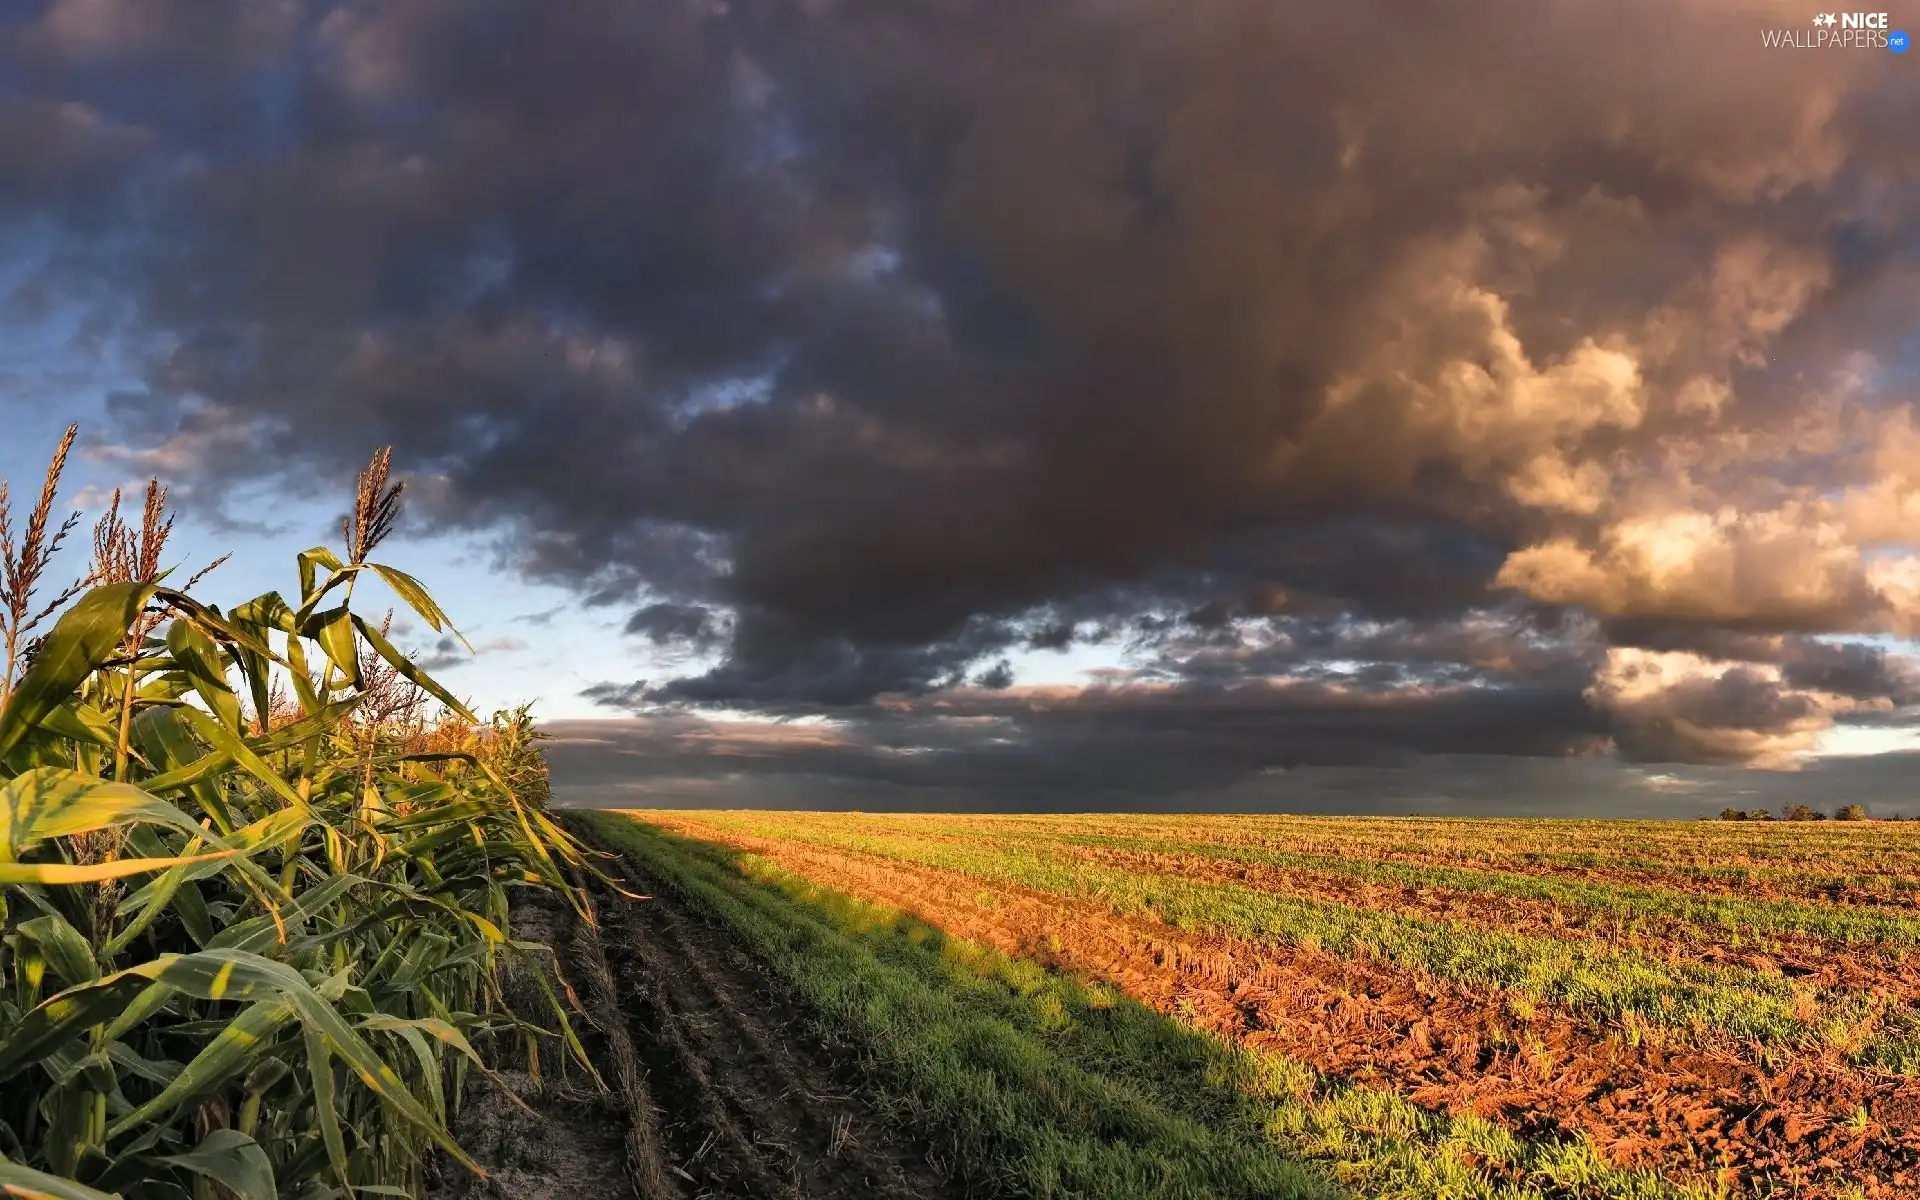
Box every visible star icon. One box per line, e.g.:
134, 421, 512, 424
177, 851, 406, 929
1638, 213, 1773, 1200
1813, 12, 1837, 25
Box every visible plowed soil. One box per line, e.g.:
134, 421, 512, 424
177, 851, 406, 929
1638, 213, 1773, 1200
430, 849, 964, 1200
1053, 842, 1920, 993
654, 819, 1920, 1199
1111, 832, 1920, 909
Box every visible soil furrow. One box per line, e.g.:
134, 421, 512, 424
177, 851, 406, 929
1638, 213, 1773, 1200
433, 855, 963, 1200
592, 849, 964, 1200
426, 887, 640, 1200
1055, 842, 1920, 994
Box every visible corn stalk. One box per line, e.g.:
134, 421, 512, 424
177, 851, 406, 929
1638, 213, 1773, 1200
0, 444, 600, 1199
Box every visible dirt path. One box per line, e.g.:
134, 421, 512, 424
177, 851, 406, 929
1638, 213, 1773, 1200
433, 844, 964, 1200
425, 886, 641, 1200
594, 849, 962, 1200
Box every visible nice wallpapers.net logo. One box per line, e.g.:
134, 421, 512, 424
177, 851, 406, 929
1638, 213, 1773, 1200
1762, 12, 1910, 49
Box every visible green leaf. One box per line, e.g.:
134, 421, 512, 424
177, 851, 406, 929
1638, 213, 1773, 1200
166, 621, 242, 734
0, 768, 217, 862
308, 607, 363, 690
107, 1002, 294, 1138
370, 564, 469, 649
153, 591, 279, 661
282, 636, 323, 715
5, 950, 483, 1172
171, 711, 304, 812
361, 1019, 444, 1123
249, 697, 359, 752
350, 616, 476, 723
0, 850, 240, 887
208, 874, 358, 954
131, 706, 234, 833
116, 808, 307, 926
34, 702, 117, 751
157, 1130, 276, 1200
304, 1026, 350, 1192
0, 582, 156, 763
104, 1040, 182, 1087
14, 915, 97, 988
0, 1157, 123, 1199
229, 592, 296, 635
0, 976, 151, 1083
295, 547, 347, 608
376, 800, 496, 832
171, 879, 214, 948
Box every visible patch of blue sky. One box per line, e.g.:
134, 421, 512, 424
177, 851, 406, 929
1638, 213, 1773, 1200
671, 371, 776, 427
995, 637, 1137, 688
1809, 631, 1920, 654
1813, 724, 1920, 757
323, 531, 670, 720
845, 245, 902, 280
0, 261, 143, 516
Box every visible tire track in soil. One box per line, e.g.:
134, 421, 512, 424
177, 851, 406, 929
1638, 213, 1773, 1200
593, 852, 966, 1200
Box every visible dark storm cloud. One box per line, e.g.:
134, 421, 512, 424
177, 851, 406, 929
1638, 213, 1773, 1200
6, 0, 1920, 785
0, 94, 148, 216
1780, 640, 1920, 704
547, 673, 1611, 807
624, 602, 725, 648
542, 709, 1920, 817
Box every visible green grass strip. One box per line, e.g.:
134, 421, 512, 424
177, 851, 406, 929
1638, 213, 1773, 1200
578, 812, 1715, 1200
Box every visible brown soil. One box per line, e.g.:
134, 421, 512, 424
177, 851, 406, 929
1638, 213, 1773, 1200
661, 818, 1920, 996
430, 854, 964, 1200
423, 1064, 635, 1200
850, 814, 1920, 908
592, 847, 965, 1200
655, 819, 1920, 1199
1132, 832, 1920, 909
1055, 842, 1920, 997
424, 885, 645, 1200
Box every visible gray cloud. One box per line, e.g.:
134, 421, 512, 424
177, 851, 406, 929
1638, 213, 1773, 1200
542, 711, 1920, 818
5, 0, 1920, 794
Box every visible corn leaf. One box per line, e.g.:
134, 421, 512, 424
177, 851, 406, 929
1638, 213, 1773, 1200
0, 583, 156, 764
170, 712, 304, 812
308, 608, 363, 690
156, 1130, 275, 1200
369, 565, 468, 649
350, 616, 476, 723
0, 1158, 123, 1200
107, 1002, 294, 1138
164, 621, 242, 735
1, 769, 219, 862
12, 916, 96, 988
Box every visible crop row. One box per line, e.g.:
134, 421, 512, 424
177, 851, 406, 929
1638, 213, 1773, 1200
582, 812, 1708, 1200
771, 813, 1920, 948
656, 812, 1909, 1058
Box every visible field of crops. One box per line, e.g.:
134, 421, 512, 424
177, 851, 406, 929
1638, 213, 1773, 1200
0, 433, 596, 1200
590, 809, 1920, 1199
11, 423, 1916, 1200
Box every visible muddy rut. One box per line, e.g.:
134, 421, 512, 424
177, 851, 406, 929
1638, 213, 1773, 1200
431, 843, 962, 1200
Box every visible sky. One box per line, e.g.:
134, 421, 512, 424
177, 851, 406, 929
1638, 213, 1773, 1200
3, 0, 1920, 815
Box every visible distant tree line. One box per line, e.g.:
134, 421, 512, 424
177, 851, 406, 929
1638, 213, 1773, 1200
1716, 803, 1878, 821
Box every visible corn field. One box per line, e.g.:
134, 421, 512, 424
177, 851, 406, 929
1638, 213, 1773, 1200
0, 430, 598, 1199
